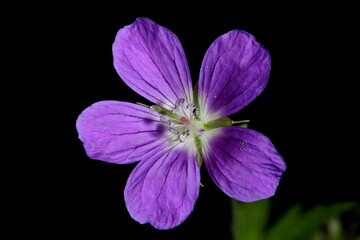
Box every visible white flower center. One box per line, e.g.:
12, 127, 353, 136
160, 98, 205, 143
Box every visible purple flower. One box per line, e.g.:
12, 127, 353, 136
76, 17, 286, 230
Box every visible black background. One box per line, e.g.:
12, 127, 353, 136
4, 3, 359, 239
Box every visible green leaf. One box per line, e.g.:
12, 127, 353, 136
265, 202, 357, 240
265, 204, 302, 240
327, 217, 343, 240
231, 198, 271, 240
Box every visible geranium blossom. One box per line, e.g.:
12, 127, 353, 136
76, 17, 286, 229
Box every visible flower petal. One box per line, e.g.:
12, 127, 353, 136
203, 127, 285, 202
198, 30, 271, 121
113, 17, 193, 110
76, 101, 169, 164
124, 145, 200, 229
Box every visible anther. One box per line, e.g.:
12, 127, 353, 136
179, 134, 186, 142
179, 129, 189, 142
179, 128, 190, 142
169, 122, 179, 128
175, 98, 185, 107
194, 128, 205, 136
160, 115, 171, 124
169, 128, 179, 134
186, 103, 196, 109
182, 128, 190, 135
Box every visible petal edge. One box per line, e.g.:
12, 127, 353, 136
76, 101, 168, 164
113, 17, 193, 110
125, 145, 200, 229
203, 127, 285, 202
198, 30, 271, 121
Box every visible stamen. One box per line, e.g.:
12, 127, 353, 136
179, 128, 190, 142
160, 115, 171, 123
179, 134, 186, 142
179, 104, 190, 119
175, 98, 185, 107
186, 103, 196, 110
169, 122, 179, 128
160, 98, 205, 143
169, 128, 179, 134
183, 128, 190, 135
194, 128, 205, 136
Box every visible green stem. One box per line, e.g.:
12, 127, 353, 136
231, 199, 243, 240
231, 198, 270, 240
